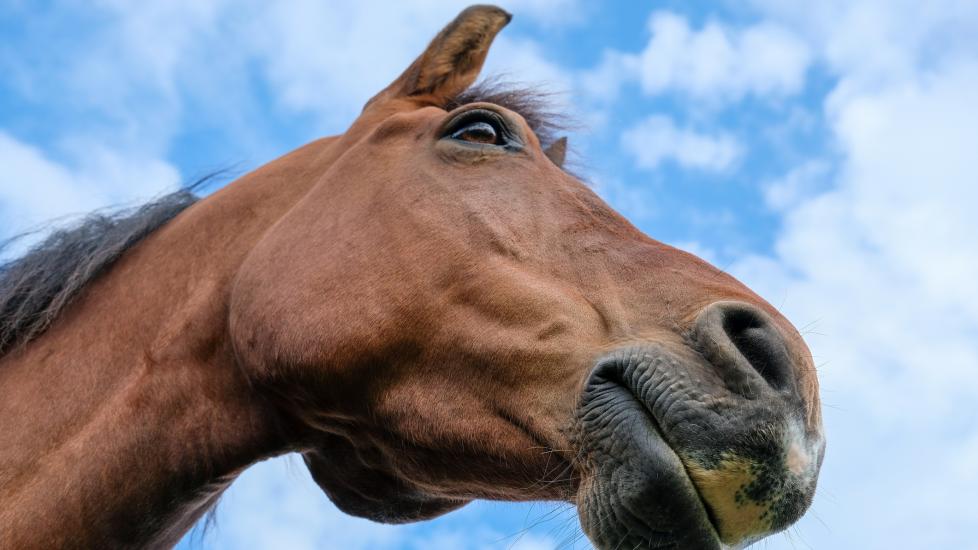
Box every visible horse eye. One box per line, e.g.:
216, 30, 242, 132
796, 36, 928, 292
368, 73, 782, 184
450, 120, 501, 145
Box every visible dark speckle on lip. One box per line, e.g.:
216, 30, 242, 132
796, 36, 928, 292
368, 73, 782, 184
688, 440, 815, 539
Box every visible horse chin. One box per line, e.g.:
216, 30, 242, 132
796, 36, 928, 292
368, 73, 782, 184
302, 446, 470, 524
328, 490, 469, 525
574, 346, 822, 550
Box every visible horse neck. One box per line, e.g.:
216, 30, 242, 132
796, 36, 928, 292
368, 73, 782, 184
0, 136, 339, 548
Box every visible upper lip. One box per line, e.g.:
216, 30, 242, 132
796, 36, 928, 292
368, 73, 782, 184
576, 347, 728, 550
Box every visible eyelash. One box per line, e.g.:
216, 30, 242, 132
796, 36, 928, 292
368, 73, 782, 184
443, 109, 517, 148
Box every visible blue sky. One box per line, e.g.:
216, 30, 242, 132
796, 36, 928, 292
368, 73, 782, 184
2, 1, 978, 548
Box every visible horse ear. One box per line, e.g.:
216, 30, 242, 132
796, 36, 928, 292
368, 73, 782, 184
544, 137, 568, 168
365, 5, 511, 109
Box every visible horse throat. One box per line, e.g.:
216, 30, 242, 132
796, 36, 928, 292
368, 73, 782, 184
0, 239, 293, 548
0, 138, 342, 548
0, 336, 284, 548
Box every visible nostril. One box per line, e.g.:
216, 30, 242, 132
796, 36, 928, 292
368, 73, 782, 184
721, 306, 793, 391
693, 302, 796, 395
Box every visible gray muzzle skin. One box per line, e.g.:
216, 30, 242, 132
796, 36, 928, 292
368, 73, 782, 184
575, 303, 824, 549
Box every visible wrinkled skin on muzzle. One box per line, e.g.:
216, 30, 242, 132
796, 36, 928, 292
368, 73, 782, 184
577, 304, 824, 548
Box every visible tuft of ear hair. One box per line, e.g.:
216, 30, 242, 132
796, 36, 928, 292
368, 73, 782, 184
544, 136, 568, 168
366, 5, 511, 109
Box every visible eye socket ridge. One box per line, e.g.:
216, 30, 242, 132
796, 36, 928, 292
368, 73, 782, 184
442, 108, 521, 149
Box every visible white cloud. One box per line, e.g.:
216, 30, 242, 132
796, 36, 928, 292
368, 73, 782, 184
575, 50, 638, 103
746, 0, 978, 90
29, 0, 232, 154
484, 36, 574, 94
637, 13, 811, 100
621, 115, 741, 172
763, 160, 830, 211
580, 11, 811, 104
0, 131, 180, 251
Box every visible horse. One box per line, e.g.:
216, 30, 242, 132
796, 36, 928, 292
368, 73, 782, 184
0, 5, 824, 549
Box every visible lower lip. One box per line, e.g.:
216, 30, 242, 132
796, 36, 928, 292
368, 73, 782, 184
577, 381, 723, 550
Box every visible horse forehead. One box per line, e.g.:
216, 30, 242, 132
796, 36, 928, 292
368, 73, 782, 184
350, 103, 445, 143
356, 101, 537, 149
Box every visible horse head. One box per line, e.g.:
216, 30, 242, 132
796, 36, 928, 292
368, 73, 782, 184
227, 6, 823, 548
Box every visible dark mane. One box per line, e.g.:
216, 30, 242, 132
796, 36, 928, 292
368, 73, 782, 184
0, 183, 206, 357
447, 80, 566, 149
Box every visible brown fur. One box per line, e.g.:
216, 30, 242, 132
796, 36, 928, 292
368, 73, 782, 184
0, 6, 821, 548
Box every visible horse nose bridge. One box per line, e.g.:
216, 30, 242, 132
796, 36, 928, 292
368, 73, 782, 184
691, 301, 800, 400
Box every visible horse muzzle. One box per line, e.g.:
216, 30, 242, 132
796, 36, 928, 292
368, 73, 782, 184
575, 302, 825, 549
